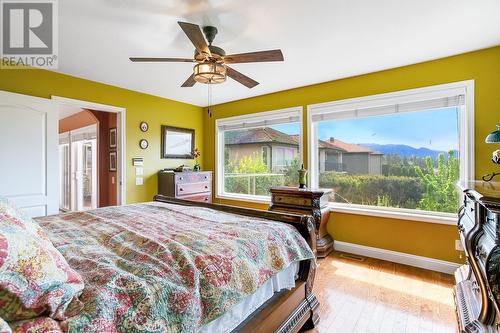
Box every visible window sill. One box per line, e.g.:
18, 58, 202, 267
329, 203, 457, 225
215, 194, 457, 225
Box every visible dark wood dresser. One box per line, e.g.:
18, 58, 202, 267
455, 181, 500, 333
269, 187, 333, 258
158, 170, 212, 203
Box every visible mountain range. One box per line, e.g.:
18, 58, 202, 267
359, 143, 458, 159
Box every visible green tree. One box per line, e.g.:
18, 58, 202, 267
414, 151, 459, 213
224, 153, 283, 196
283, 157, 300, 186
231, 153, 268, 173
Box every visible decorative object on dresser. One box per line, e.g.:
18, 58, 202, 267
269, 187, 333, 258
193, 148, 201, 171
158, 170, 212, 203
161, 125, 195, 159
455, 181, 500, 333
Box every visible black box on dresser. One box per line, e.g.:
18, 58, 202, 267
455, 181, 500, 333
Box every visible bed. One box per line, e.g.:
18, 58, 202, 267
0, 195, 319, 333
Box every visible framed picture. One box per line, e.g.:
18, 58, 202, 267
161, 125, 194, 159
109, 151, 117, 171
109, 128, 117, 149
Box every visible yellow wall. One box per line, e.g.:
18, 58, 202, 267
203, 46, 500, 263
0, 69, 204, 204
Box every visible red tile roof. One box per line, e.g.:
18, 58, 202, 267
225, 127, 299, 145
319, 138, 375, 153
225, 128, 379, 154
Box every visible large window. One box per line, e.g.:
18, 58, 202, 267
308, 81, 473, 220
216, 107, 302, 201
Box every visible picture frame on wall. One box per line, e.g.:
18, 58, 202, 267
109, 128, 117, 149
161, 125, 194, 159
109, 151, 117, 171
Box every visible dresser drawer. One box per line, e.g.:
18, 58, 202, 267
484, 210, 499, 241
474, 233, 495, 275
273, 195, 312, 207
175, 172, 211, 184
178, 193, 212, 203
176, 182, 211, 196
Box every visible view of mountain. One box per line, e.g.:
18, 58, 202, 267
359, 143, 458, 159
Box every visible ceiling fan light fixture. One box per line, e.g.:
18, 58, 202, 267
193, 62, 226, 84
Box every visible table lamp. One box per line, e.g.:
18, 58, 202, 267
482, 125, 500, 182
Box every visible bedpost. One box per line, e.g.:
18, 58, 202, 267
298, 215, 320, 329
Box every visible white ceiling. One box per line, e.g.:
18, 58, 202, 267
56, 0, 500, 107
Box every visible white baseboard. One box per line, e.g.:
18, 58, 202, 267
334, 241, 461, 275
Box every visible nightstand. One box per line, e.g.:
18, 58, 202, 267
269, 187, 333, 258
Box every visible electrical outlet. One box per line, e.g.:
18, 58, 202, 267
455, 239, 464, 251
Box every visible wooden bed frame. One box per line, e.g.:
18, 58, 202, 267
154, 195, 320, 333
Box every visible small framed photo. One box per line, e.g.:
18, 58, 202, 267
109, 128, 117, 149
109, 151, 117, 171
140, 122, 149, 132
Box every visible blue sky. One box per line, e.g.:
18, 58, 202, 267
271, 107, 459, 151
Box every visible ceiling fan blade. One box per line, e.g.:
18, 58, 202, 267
224, 49, 284, 64
181, 74, 196, 87
226, 66, 259, 88
130, 57, 195, 63
178, 21, 211, 57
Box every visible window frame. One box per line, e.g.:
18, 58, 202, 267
307, 80, 474, 225
215, 106, 304, 203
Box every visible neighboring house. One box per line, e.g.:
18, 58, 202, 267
225, 127, 299, 172
318, 137, 383, 175
225, 128, 383, 175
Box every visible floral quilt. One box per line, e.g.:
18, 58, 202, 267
35, 202, 314, 333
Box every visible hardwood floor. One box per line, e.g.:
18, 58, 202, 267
304, 252, 457, 333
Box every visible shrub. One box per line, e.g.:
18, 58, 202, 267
319, 173, 423, 209
414, 151, 459, 213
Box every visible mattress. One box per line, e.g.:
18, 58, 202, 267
199, 261, 299, 333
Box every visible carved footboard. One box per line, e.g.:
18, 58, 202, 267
153, 195, 320, 332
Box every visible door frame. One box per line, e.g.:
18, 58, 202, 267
51, 96, 126, 205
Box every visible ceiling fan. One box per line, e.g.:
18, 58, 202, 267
130, 21, 284, 88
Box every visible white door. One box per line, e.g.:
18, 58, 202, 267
0, 90, 58, 217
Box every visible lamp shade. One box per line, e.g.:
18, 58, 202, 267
485, 125, 500, 143
193, 62, 226, 84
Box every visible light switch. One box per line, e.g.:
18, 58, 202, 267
135, 167, 143, 176
111, 176, 115, 184
135, 177, 143, 186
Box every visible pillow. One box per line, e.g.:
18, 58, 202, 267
0, 317, 11, 333
0, 197, 84, 321
9, 317, 63, 333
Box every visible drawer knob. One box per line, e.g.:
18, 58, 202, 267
205, 186, 208, 189
204, 197, 208, 201
179, 177, 183, 180
179, 188, 183, 191
204, 176, 208, 179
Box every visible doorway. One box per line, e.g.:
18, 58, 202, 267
59, 124, 98, 212
53, 96, 126, 210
